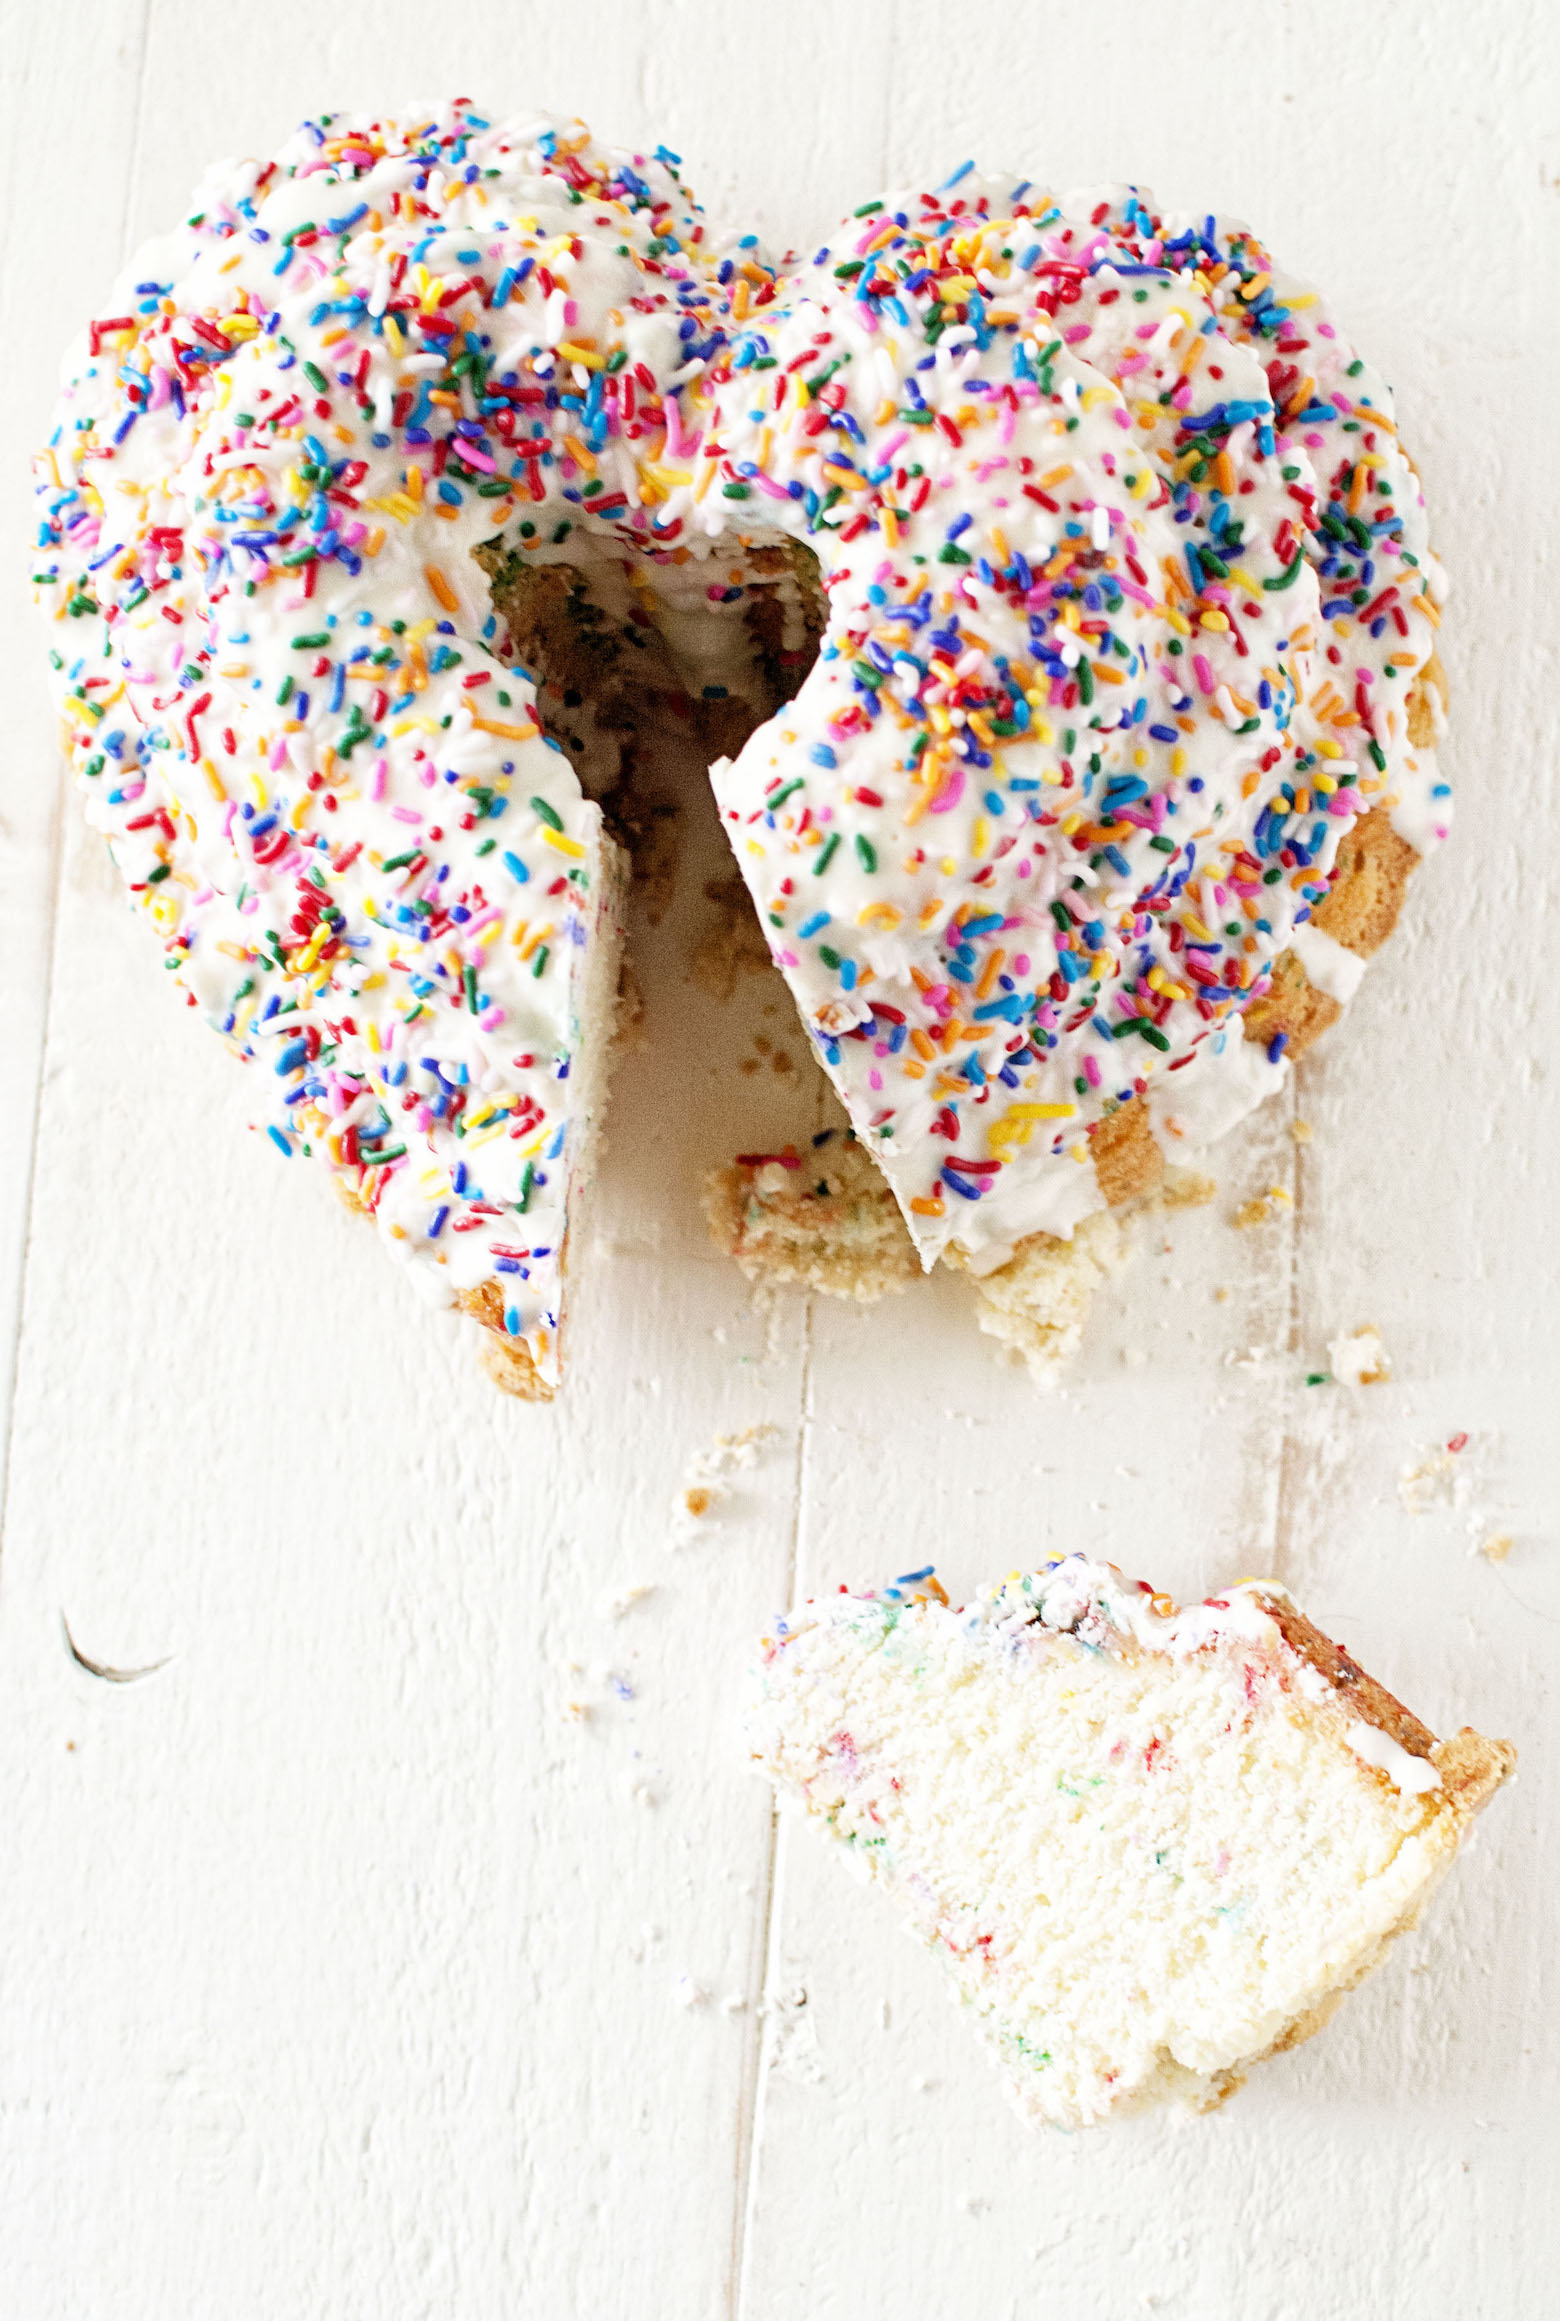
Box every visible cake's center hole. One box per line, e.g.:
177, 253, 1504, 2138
474, 533, 826, 908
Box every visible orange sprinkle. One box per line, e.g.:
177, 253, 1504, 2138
425, 566, 459, 614
472, 717, 538, 742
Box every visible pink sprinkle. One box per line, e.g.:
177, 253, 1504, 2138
1083, 1054, 1101, 1089
879, 428, 909, 465
1063, 324, 1091, 344
662, 396, 690, 456
1012, 952, 1030, 976
563, 299, 578, 326
1192, 653, 1216, 696
370, 757, 388, 801
1112, 407, 1131, 430
773, 948, 799, 968
390, 805, 422, 825
754, 472, 792, 502
868, 1068, 883, 1091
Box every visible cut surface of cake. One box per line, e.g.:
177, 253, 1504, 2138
707, 1127, 1214, 1377
750, 1556, 1512, 2128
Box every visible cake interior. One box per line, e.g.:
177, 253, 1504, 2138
754, 1587, 1496, 2126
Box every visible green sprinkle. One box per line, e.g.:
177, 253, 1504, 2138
1263, 549, 1305, 592
854, 834, 877, 873
813, 832, 841, 875
530, 795, 564, 831
302, 361, 329, 394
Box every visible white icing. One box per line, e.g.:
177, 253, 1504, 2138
1346, 1721, 1442, 1796
1288, 917, 1368, 1003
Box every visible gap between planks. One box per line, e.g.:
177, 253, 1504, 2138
726, 1292, 814, 2320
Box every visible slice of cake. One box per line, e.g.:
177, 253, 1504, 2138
749, 1557, 1512, 2128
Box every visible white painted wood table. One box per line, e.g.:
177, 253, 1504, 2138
2, 3, 1555, 2313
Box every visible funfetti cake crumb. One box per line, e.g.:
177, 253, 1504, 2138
750, 1555, 1512, 2128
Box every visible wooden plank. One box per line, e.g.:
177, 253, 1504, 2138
737, 4, 1560, 2314
0, 0, 148, 1499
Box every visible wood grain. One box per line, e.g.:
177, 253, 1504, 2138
2, 5, 1555, 2316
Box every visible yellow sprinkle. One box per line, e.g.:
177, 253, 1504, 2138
541, 828, 586, 860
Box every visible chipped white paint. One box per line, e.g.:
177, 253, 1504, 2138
1, 3, 1556, 2315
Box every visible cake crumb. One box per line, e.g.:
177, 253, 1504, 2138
1234, 1184, 1292, 1228
672, 1422, 779, 1541
1478, 1533, 1514, 1564
599, 1579, 657, 1620
1290, 1117, 1314, 1144
1400, 1445, 1471, 1516
1329, 1323, 1392, 1386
